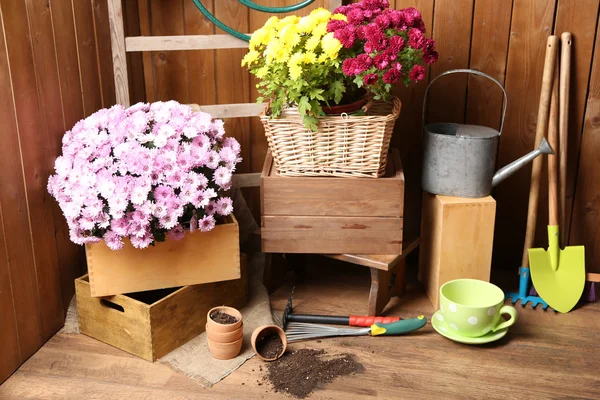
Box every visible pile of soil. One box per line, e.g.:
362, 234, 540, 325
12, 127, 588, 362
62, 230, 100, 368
264, 348, 363, 398
210, 311, 238, 324
256, 334, 284, 359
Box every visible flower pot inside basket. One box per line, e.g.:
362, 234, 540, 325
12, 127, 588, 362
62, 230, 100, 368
321, 89, 368, 115
85, 215, 240, 297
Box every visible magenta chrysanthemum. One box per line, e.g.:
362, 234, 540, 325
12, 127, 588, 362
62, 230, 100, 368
383, 68, 401, 84
363, 73, 378, 85
409, 64, 426, 82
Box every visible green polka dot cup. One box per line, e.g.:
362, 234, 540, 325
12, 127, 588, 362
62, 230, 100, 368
438, 279, 518, 338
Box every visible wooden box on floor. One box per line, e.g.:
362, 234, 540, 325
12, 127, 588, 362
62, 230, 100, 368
75, 256, 248, 362
261, 150, 404, 254
418, 193, 496, 308
86, 215, 240, 297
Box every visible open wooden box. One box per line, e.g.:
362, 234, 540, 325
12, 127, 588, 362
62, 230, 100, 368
75, 255, 248, 362
85, 215, 240, 297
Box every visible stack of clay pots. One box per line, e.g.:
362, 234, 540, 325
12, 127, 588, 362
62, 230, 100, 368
206, 306, 243, 360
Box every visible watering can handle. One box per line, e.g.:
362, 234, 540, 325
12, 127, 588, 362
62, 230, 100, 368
422, 69, 508, 135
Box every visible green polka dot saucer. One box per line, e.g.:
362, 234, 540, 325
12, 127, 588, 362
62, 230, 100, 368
432, 310, 509, 344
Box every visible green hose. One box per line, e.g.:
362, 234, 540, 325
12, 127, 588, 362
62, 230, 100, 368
190, 0, 316, 42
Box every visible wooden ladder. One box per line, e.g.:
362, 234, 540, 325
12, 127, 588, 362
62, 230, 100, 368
106, 0, 342, 187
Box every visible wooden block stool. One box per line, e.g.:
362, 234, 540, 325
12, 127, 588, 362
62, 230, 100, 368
418, 193, 496, 309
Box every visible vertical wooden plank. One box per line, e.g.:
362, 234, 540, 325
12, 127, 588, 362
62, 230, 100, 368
553, 0, 600, 241
183, 0, 216, 106
150, 0, 188, 103
570, 19, 600, 272
123, 0, 146, 104
492, 0, 557, 270
466, 0, 513, 130
428, 0, 475, 125
25, 0, 80, 320
3, 0, 65, 340
137, 0, 155, 103
107, 0, 130, 106
392, 0, 434, 239
49, 0, 85, 127
0, 0, 43, 362
215, 1, 250, 172
0, 203, 21, 383
92, 0, 117, 107
72, 0, 103, 115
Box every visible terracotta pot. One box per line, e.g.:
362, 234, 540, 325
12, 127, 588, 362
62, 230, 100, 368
206, 323, 243, 343
251, 325, 287, 362
322, 96, 368, 115
207, 336, 243, 360
206, 306, 243, 334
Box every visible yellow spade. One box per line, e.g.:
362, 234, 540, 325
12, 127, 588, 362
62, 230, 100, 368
529, 55, 585, 314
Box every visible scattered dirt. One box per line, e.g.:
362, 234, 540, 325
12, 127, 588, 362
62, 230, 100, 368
264, 348, 363, 398
256, 334, 284, 359
210, 311, 238, 324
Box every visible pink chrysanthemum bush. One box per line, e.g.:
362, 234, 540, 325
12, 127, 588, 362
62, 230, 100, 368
48, 101, 241, 251
328, 0, 438, 100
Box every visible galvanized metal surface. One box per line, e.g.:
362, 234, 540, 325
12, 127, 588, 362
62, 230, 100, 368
492, 138, 554, 187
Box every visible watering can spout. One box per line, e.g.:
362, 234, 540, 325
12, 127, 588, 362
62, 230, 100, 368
492, 138, 554, 187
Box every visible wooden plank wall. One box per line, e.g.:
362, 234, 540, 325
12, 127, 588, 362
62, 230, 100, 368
0, 0, 143, 383
135, 0, 600, 274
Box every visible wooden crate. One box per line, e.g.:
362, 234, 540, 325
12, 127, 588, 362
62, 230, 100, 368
418, 193, 496, 308
86, 215, 240, 297
75, 256, 248, 362
261, 150, 404, 254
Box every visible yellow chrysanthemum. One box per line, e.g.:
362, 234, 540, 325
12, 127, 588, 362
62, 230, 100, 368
321, 32, 342, 59
264, 40, 283, 63
298, 15, 318, 33
305, 35, 320, 51
263, 16, 279, 30
277, 15, 300, 29
310, 8, 331, 23
241, 50, 260, 67
280, 24, 300, 47
311, 22, 328, 38
301, 51, 317, 64
288, 52, 304, 79
331, 13, 348, 21
249, 27, 272, 49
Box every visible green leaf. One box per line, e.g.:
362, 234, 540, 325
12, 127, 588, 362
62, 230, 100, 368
154, 230, 166, 243
298, 96, 311, 116
302, 114, 319, 132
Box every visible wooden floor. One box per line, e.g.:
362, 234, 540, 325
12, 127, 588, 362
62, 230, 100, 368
1, 258, 599, 400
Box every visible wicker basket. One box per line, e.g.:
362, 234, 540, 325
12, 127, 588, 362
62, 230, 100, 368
260, 97, 401, 178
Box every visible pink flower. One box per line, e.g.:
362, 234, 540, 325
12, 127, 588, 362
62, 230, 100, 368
374, 53, 389, 70
167, 225, 186, 241
374, 13, 392, 29
389, 36, 405, 53
408, 28, 425, 49
334, 26, 357, 49
130, 232, 153, 249
409, 64, 426, 82
327, 19, 348, 33
216, 197, 233, 216
104, 230, 124, 251
199, 215, 216, 232
363, 73, 378, 85
205, 151, 221, 169
363, 23, 384, 43
213, 166, 233, 189
347, 8, 365, 24
383, 68, 401, 84
356, 53, 373, 69
205, 201, 217, 215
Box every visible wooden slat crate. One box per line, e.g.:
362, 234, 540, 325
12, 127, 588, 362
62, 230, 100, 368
86, 215, 240, 297
261, 150, 404, 254
75, 255, 248, 362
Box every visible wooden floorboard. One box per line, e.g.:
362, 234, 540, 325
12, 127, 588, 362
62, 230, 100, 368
1, 258, 599, 400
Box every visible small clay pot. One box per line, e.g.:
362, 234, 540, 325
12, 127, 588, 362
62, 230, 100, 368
206, 323, 243, 343
251, 325, 287, 362
206, 306, 243, 334
207, 336, 243, 360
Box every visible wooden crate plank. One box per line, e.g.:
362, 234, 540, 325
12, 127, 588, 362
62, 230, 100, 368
466, 0, 513, 130
137, 0, 155, 102
72, 0, 103, 115
569, 18, 600, 272
0, 203, 21, 383
261, 215, 403, 254
492, 0, 557, 270
107, 0, 130, 106
0, 3, 43, 362
149, 0, 188, 103
215, 0, 251, 173
428, 0, 474, 125
2, 0, 65, 344
188, 102, 263, 118
553, 0, 600, 242
122, 0, 146, 104
92, 0, 117, 108
183, 0, 216, 107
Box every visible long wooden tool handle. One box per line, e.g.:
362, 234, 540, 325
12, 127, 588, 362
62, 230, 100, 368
548, 63, 559, 227
559, 32, 572, 246
522, 36, 559, 267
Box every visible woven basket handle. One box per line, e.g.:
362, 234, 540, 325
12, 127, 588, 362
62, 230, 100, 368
421, 69, 508, 134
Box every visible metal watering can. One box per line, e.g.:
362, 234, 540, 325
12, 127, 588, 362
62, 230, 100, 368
421, 69, 554, 198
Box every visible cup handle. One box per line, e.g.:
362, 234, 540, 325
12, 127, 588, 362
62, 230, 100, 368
492, 305, 518, 332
